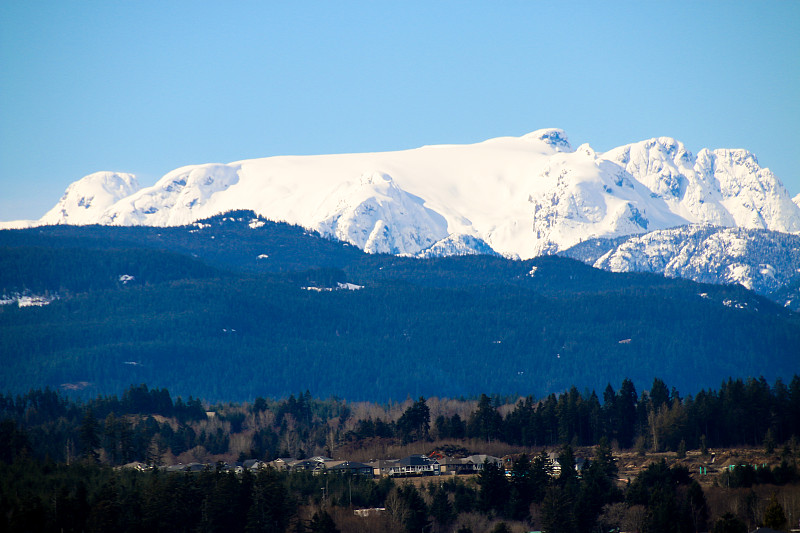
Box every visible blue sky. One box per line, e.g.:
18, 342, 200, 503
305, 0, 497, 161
1, 1, 798, 221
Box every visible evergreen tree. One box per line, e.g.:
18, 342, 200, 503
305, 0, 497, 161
87, 478, 121, 533
0, 419, 30, 464
397, 397, 430, 443
617, 379, 639, 449
507, 454, 536, 520
764, 428, 776, 454
763, 493, 787, 530
79, 408, 101, 463
308, 510, 339, 533
677, 439, 687, 459
575, 440, 621, 532
540, 483, 576, 533
650, 378, 671, 412
556, 445, 577, 488
531, 450, 553, 503
246, 468, 293, 533
490, 523, 511, 533
477, 460, 509, 516
644, 485, 678, 533
468, 394, 503, 442
711, 513, 747, 533
392, 484, 428, 533
429, 485, 455, 532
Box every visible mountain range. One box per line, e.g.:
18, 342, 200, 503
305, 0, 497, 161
3, 128, 800, 305
6, 129, 799, 256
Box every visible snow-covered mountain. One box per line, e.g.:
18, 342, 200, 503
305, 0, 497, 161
562, 225, 800, 306
7, 129, 800, 259
41, 171, 141, 225
605, 139, 800, 233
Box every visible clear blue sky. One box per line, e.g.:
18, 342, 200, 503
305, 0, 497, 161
1, 1, 798, 221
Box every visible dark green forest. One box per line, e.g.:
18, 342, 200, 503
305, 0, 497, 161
2, 379, 800, 532
4, 377, 800, 467
1, 212, 798, 402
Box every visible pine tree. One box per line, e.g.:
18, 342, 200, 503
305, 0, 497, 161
764, 428, 776, 454
477, 460, 509, 515
540, 484, 576, 533
508, 454, 535, 520
711, 512, 746, 533
308, 510, 339, 533
79, 408, 101, 463
763, 493, 787, 530
468, 394, 503, 442
397, 397, 430, 443
429, 485, 455, 531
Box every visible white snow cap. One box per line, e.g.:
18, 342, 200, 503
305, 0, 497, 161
9, 130, 800, 259
40, 171, 140, 225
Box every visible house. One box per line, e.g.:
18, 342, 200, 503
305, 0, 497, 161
437, 457, 472, 475
120, 461, 150, 472
354, 508, 386, 517
386, 455, 440, 477
270, 457, 295, 471
224, 462, 245, 474
290, 458, 328, 474
326, 461, 373, 477
367, 459, 398, 477
548, 452, 585, 476
165, 462, 206, 473
243, 459, 265, 471
461, 455, 502, 472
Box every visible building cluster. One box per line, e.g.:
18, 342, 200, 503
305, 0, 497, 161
153, 453, 502, 477
151, 451, 584, 479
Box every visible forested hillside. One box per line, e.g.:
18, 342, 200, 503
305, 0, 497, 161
2, 379, 799, 532
1, 212, 798, 402
4, 378, 799, 465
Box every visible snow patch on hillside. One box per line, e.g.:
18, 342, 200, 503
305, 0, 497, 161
0, 293, 58, 307
303, 282, 363, 292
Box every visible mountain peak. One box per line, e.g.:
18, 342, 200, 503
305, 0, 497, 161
522, 128, 573, 152
40, 171, 140, 225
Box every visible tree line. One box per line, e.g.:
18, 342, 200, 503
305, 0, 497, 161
2, 377, 800, 532
1, 438, 796, 532
2, 376, 800, 469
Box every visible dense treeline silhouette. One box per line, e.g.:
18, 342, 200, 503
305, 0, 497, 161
2, 379, 800, 532
2, 377, 799, 469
